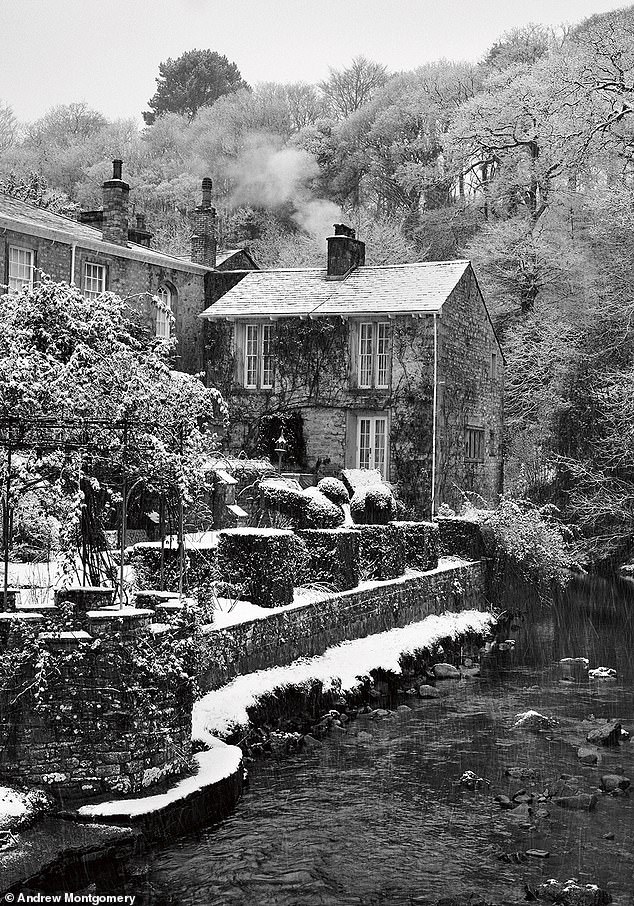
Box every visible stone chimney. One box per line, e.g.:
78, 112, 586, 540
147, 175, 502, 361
191, 177, 217, 268
102, 159, 130, 246
327, 224, 365, 278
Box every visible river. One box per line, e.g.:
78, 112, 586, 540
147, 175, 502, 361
67, 576, 634, 903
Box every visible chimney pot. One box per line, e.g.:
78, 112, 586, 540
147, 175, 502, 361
201, 178, 213, 210
112, 159, 123, 180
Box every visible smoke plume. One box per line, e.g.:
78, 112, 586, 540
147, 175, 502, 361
229, 135, 341, 239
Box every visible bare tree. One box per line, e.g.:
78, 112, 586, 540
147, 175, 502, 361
319, 57, 389, 119
0, 101, 16, 155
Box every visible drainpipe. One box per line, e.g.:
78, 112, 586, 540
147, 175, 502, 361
70, 243, 77, 285
430, 313, 438, 519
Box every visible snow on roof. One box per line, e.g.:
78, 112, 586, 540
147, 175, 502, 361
200, 259, 470, 319
193, 606, 496, 737
0, 193, 209, 275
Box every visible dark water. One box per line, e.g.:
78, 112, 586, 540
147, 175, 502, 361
132, 577, 634, 904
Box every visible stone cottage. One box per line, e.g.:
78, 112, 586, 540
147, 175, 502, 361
0, 161, 257, 373
200, 225, 504, 515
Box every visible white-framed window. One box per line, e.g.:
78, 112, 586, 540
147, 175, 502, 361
155, 284, 173, 339
83, 262, 106, 299
8, 246, 35, 293
357, 415, 388, 476
465, 427, 485, 462
261, 323, 274, 389
357, 320, 391, 389
243, 323, 274, 390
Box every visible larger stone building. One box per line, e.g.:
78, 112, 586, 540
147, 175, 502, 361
0, 162, 256, 373
200, 225, 504, 515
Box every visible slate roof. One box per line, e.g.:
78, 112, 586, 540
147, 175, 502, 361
0, 193, 209, 274
200, 260, 471, 319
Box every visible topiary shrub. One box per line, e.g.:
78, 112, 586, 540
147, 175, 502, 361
358, 525, 405, 580
216, 528, 305, 608
259, 478, 344, 529
317, 477, 350, 507
259, 478, 309, 524
296, 528, 360, 590
391, 521, 439, 572
350, 483, 397, 525
300, 487, 345, 529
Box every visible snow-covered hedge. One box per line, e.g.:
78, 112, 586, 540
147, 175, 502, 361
392, 521, 440, 572
129, 543, 218, 594
358, 524, 405, 580
296, 528, 360, 590
350, 483, 398, 525
216, 529, 308, 608
435, 515, 485, 560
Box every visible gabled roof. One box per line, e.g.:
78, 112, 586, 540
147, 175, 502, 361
0, 193, 209, 275
200, 259, 471, 319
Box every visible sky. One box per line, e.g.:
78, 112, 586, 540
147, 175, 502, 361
0, 0, 630, 124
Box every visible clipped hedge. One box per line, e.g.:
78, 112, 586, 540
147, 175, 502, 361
296, 528, 360, 591
216, 529, 307, 608
392, 521, 440, 572
129, 543, 217, 593
358, 525, 405, 581
435, 517, 485, 560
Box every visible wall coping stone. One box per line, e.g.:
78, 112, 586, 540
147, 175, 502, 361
86, 608, 154, 619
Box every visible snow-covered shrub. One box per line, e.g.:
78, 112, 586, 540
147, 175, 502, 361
392, 521, 439, 571
435, 515, 485, 560
297, 528, 360, 590
217, 528, 304, 608
260, 478, 344, 529
350, 483, 397, 525
317, 477, 350, 506
260, 478, 309, 524
358, 525, 405, 580
300, 487, 345, 529
129, 543, 218, 593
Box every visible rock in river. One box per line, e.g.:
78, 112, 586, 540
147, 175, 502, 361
512, 710, 555, 731
600, 774, 630, 793
586, 721, 622, 746
419, 684, 441, 698
559, 657, 589, 680
534, 877, 612, 905
553, 792, 598, 811
577, 746, 600, 764
432, 663, 461, 679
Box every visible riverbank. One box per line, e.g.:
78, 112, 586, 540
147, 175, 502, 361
128, 577, 634, 906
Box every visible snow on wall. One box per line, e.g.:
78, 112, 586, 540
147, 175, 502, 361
193, 608, 495, 738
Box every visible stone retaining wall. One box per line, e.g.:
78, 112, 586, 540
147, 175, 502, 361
199, 560, 487, 690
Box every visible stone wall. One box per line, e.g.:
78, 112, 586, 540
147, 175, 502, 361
0, 617, 192, 800
198, 560, 487, 690
0, 228, 207, 374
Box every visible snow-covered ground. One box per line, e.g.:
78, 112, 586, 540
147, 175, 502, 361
193, 608, 496, 739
